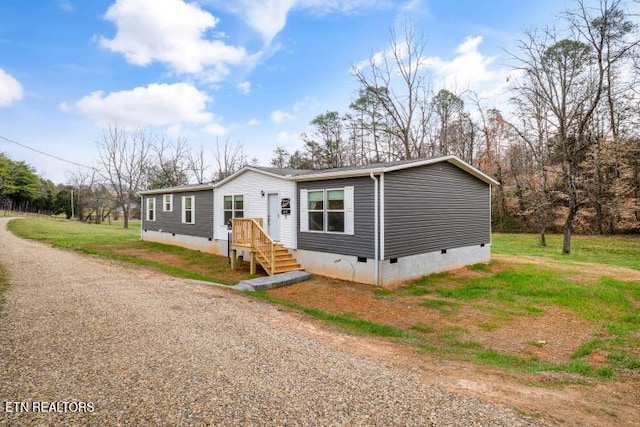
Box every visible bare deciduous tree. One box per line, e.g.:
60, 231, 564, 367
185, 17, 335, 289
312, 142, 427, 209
351, 22, 436, 160
97, 124, 153, 229
148, 135, 190, 189
213, 138, 246, 181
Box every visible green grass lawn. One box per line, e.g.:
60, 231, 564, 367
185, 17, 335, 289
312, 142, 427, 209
405, 262, 640, 376
492, 233, 640, 270
7, 216, 141, 249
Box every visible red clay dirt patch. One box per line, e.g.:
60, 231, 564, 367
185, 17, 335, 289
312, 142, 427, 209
267, 265, 597, 365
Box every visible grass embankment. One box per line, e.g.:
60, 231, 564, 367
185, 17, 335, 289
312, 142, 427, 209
7, 217, 254, 285
492, 233, 640, 270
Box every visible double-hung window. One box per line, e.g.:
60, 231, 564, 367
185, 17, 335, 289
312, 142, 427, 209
223, 195, 244, 226
163, 194, 173, 212
326, 190, 345, 232
300, 187, 353, 235
307, 190, 324, 231
146, 197, 156, 221
182, 195, 195, 224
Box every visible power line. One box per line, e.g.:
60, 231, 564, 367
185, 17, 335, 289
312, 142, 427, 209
0, 134, 96, 170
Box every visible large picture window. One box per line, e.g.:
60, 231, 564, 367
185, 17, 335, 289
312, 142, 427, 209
146, 197, 156, 221
224, 195, 244, 226
300, 187, 353, 235
182, 195, 195, 224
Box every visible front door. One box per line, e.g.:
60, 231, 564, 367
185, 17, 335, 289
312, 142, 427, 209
267, 193, 280, 241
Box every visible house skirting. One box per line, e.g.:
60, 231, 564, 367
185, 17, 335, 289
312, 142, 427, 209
295, 244, 491, 287
141, 230, 227, 255
381, 244, 491, 286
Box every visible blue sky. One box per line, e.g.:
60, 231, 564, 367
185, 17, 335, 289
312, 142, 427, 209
0, 0, 587, 183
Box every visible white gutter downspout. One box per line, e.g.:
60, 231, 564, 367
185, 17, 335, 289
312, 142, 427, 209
140, 194, 143, 240
380, 172, 385, 283
370, 173, 379, 287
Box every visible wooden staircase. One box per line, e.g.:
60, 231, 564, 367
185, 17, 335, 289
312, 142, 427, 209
230, 218, 303, 276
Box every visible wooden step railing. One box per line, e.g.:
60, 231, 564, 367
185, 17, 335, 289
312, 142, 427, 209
230, 218, 277, 275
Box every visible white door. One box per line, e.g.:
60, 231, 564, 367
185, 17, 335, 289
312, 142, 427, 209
267, 193, 280, 241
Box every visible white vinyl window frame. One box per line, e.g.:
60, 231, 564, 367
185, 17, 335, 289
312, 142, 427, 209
300, 186, 354, 235
306, 189, 324, 233
163, 194, 173, 212
223, 195, 244, 226
146, 197, 156, 222
182, 195, 195, 224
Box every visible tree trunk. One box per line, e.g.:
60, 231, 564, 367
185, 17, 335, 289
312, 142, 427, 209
123, 205, 129, 230
562, 201, 578, 254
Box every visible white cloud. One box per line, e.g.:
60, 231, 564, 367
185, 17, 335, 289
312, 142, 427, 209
422, 36, 500, 91
299, 0, 391, 14
202, 122, 229, 135
211, 0, 390, 45
69, 82, 213, 127
247, 118, 260, 126
276, 131, 301, 143
271, 109, 295, 123
0, 68, 23, 107
237, 81, 251, 95
355, 35, 510, 99
57, 0, 75, 12
98, 0, 258, 82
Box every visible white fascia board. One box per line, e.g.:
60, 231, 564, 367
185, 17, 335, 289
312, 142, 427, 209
139, 183, 214, 195
293, 167, 386, 181
213, 166, 292, 188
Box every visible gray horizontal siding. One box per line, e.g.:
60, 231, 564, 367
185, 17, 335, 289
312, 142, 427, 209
142, 189, 214, 239
297, 176, 375, 258
384, 162, 490, 259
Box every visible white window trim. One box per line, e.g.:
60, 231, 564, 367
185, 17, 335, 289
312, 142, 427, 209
300, 186, 354, 235
223, 194, 244, 225
182, 195, 195, 224
146, 197, 156, 222
163, 194, 173, 212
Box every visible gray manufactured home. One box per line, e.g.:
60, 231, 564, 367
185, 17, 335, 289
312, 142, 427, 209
140, 155, 498, 286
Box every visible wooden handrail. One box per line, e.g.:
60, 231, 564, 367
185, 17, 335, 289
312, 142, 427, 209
231, 218, 274, 275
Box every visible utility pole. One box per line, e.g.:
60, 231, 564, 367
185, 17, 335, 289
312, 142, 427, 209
71, 189, 75, 219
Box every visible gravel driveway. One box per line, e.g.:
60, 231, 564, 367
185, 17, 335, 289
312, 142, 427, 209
0, 217, 540, 426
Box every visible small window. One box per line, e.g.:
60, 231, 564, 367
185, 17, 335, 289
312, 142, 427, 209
224, 195, 244, 226
182, 195, 195, 224
390, 258, 398, 264
357, 256, 367, 263
146, 197, 156, 221
163, 194, 173, 212
308, 190, 324, 231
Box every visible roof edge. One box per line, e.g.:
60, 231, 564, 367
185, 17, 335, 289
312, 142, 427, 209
213, 166, 292, 187
293, 155, 499, 186
139, 183, 214, 195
